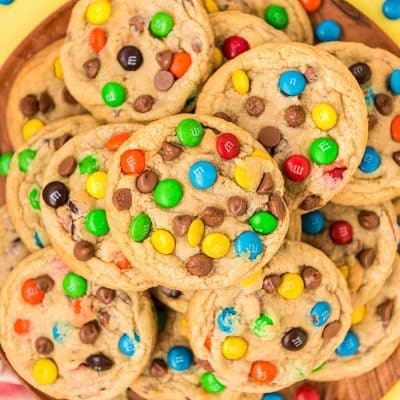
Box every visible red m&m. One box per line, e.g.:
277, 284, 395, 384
216, 133, 240, 160
329, 220, 353, 244
21, 279, 45, 305
283, 155, 311, 181
296, 384, 320, 400
222, 36, 250, 60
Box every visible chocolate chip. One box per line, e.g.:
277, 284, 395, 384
197, 359, 214, 372
228, 196, 247, 216
86, 353, 113, 371
257, 173, 272, 194
154, 71, 174, 91
83, 58, 100, 79
129, 15, 145, 33
301, 266, 321, 290
73, 240, 96, 261
159, 287, 182, 298
299, 195, 322, 211
135, 170, 158, 194
95, 287, 116, 304
245, 96, 265, 117
284, 105, 306, 127
349, 62, 371, 84
392, 151, 400, 166
112, 188, 132, 210
127, 389, 145, 400
200, 207, 224, 227
117, 46, 143, 71
368, 114, 378, 130
358, 210, 380, 230
68, 200, 78, 213
213, 112, 233, 122
322, 320, 341, 340
377, 299, 394, 327
38, 91, 55, 114
79, 320, 101, 344
192, 38, 202, 53
35, 275, 54, 293
62, 87, 78, 105
20, 94, 38, 117
258, 126, 281, 149
357, 248, 375, 268
268, 194, 285, 220
263, 274, 281, 293
58, 156, 77, 177
374, 93, 393, 115
304, 66, 318, 83
172, 215, 192, 236
150, 358, 168, 377
282, 328, 308, 351
54, 134, 73, 150
133, 95, 154, 113
160, 142, 182, 161
42, 181, 69, 208
185, 254, 213, 277
35, 337, 54, 354
156, 50, 173, 70
98, 310, 110, 327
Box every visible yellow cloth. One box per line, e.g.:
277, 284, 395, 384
383, 380, 400, 400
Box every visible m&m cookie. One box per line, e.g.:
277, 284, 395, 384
61, 0, 214, 123
196, 43, 368, 213
316, 42, 400, 206
204, 0, 313, 43
301, 202, 398, 307
0, 248, 157, 400
6, 116, 99, 252
6, 40, 86, 150
186, 241, 352, 392
105, 114, 289, 290
39, 124, 155, 291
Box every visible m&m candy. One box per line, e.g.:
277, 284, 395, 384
335, 331, 359, 357
118, 333, 137, 356
0, 0, 14, 4
79, 155, 98, 174
250, 360, 277, 384
153, 179, 183, 208
32, 359, 58, 385
167, 346, 193, 371
106, 132, 130, 151
252, 313, 275, 339
283, 155, 310, 181
169, 52, 192, 78
296, 385, 320, 400
216, 133, 240, 160
391, 115, 400, 142
89, 28, 107, 53
351, 304, 366, 325
221, 336, 248, 360
151, 229, 176, 255
264, 5, 288, 29
86, 171, 107, 199
189, 161, 217, 189
120, 149, 145, 175
101, 82, 126, 107
150, 12, 174, 37
382, 0, 400, 20
85, 209, 110, 236
302, 211, 325, 235
389, 70, 400, 94
53, 58, 64, 80
217, 307, 238, 334
129, 213, 152, 242
22, 279, 45, 304
278, 71, 306, 96
18, 149, 37, 173
310, 301, 331, 327
249, 211, 278, 235
85, 0, 112, 25
202, 233, 230, 258
222, 36, 250, 60
29, 187, 41, 210
22, 119, 44, 141
262, 393, 285, 400
52, 321, 69, 344
278, 273, 304, 300
63, 272, 87, 298
300, 0, 321, 12
329, 220, 352, 244
315, 20, 342, 42
200, 372, 226, 393
235, 231, 263, 260
309, 137, 338, 165
187, 219, 205, 247
0, 152, 13, 176
311, 103, 338, 131
359, 147, 381, 173
14, 319, 31, 335
176, 118, 204, 147
232, 69, 249, 94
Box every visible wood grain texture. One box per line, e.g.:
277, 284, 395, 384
0, 1, 399, 399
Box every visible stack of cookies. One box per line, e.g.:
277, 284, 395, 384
0, 0, 399, 399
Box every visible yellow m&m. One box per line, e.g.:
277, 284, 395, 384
222, 336, 248, 360
53, 57, 64, 80
85, 0, 112, 25
187, 219, 205, 247
86, 171, 107, 199
240, 269, 263, 287
214, 48, 223, 69
312, 103, 338, 131
234, 166, 252, 190
277, 273, 304, 300
338, 265, 349, 280
351, 304, 366, 325
151, 229, 175, 255
32, 359, 58, 385
251, 150, 272, 161
23, 119, 44, 141
205, 0, 220, 13
202, 233, 230, 258
232, 70, 249, 94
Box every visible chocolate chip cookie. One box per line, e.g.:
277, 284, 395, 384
151, 287, 193, 314
196, 43, 368, 214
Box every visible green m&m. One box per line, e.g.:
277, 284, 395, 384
200, 372, 225, 394
309, 137, 338, 165
251, 313, 274, 338
63, 272, 87, 298
101, 82, 126, 107
264, 5, 288, 30
150, 12, 174, 37
249, 211, 278, 235
153, 179, 183, 208
18, 149, 37, 173
85, 209, 110, 236
176, 119, 204, 147
79, 155, 98, 174
29, 187, 41, 210
0, 152, 13, 176
129, 213, 152, 242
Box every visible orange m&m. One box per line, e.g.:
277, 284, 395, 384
300, 0, 321, 12
204, 333, 212, 351
170, 52, 192, 78
249, 360, 277, 384
391, 115, 400, 142
106, 132, 130, 151
14, 319, 31, 334
21, 279, 45, 305
120, 149, 145, 175
89, 28, 107, 53
115, 253, 131, 270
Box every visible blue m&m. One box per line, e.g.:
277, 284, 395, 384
278, 71, 306, 96
34, 231, 44, 248
382, 0, 400, 20
315, 20, 342, 42
52, 322, 69, 344
335, 331, 359, 357
310, 302, 331, 327
235, 231, 263, 260
217, 307, 238, 334
302, 211, 325, 235
359, 147, 381, 173
0, 0, 14, 4
262, 394, 284, 400
167, 346, 193, 371
189, 161, 217, 189
118, 333, 138, 356
389, 70, 400, 94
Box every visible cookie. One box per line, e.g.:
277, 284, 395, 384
310, 255, 400, 381
151, 287, 194, 314
0, 248, 157, 400
0, 206, 29, 289
105, 114, 289, 290
301, 202, 398, 307
210, 10, 289, 69
40, 124, 155, 291
186, 240, 352, 393
6, 40, 86, 150
204, 0, 313, 44
196, 43, 368, 214
315, 42, 400, 206
6, 115, 99, 252
61, 0, 214, 123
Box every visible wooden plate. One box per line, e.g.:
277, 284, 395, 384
0, 1, 399, 399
